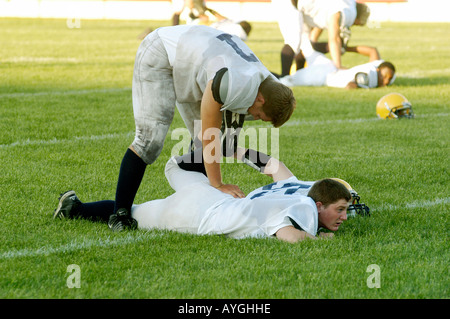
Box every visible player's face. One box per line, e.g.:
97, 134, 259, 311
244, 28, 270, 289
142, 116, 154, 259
247, 104, 272, 122
247, 92, 272, 122
378, 67, 394, 87
317, 199, 349, 231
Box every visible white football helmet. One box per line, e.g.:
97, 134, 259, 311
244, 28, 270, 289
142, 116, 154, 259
331, 178, 370, 217
376, 93, 414, 119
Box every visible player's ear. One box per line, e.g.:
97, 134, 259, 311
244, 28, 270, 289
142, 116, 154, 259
256, 91, 265, 105
316, 201, 324, 213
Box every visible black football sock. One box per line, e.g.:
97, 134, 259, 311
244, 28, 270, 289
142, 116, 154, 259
113, 148, 147, 215
75, 200, 115, 222
172, 13, 180, 25
281, 44, 295, 77
295, 52, 306, 70
311, 41, 329, 54
176, 149, 206, 176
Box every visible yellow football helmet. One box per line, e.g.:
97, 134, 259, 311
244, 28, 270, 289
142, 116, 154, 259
331, 178, 370, 217
376, 93, 414, 119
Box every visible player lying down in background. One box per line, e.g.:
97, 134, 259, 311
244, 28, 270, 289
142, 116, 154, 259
53, 148, 370, 243
278, 39, 396, 90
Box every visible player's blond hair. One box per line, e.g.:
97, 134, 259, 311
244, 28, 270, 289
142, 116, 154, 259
260, 77, 296, 128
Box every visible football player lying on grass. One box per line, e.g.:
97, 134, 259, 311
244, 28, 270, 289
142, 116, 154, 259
278, 40, 396, 90
53, 148, 369, 243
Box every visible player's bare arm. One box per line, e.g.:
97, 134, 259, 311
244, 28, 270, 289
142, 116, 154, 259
327, 12, 342, 69
235, 147, 294, 182
346, 45, 380, 62
262, 157, 294, 182
309, 27, 323, 42
345, 81, 358, 90
275, 226, 318, 243
201, 80, 245, 198
206, 7, 227, 21
276, 226, 335, 243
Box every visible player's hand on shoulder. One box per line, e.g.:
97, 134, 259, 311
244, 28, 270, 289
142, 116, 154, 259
216, 183, 245, 198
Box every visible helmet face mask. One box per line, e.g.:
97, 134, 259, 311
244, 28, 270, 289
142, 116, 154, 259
376, 93, 414, 119
348, 191, 371, 217
390, 101, 414, 119
330, 178, 370, 218
355, 72, 370, 88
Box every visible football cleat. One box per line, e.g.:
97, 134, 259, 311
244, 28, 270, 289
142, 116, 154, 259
376, 93, 414, 119
53, 190, 82, 219
108, 208, 138, 232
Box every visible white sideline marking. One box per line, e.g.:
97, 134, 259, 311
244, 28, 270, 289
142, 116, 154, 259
376, 197, 450, 212
1, 56, 81, 63
0, 232, 164, 260
0, 87, 130, 98
401, 69, 450, 77
246, 112, 450, 128
1, 113, 449, 150
0, 132, 134, 149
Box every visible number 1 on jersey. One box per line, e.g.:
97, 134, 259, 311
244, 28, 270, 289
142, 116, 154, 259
217, 33, 258, 62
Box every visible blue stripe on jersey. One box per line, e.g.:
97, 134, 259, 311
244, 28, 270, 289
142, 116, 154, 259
250, 182, 311, 200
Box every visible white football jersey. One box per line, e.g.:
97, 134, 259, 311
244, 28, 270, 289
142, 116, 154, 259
272, 0, 356, 54
280, 47, 383, 89
132, 159, 319, 239
326, 60, 383, 88
210, 19, 248, 41
299, 0, 357, 30
131, 178, 229, 234
279, 49, 337, 87
157, 25, 273, 114
198, 176, 318, 238
131, 157, 229, 234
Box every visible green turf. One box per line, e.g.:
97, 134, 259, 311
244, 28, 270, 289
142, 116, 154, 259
0, 18, 449, 299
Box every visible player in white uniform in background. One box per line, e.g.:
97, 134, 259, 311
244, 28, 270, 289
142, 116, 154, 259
171, 0, 208, 26
188, 6, 252, 42
138, 1, 251, 42
272, 0, 369, 77
208, 19, 252, 42
92, 25, 296, 232
279, 38, 396, 89
53, 147, 368, 243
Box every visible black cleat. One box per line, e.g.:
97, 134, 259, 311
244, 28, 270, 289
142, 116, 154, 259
108, 208, 138, 232
53, 190, 82, 219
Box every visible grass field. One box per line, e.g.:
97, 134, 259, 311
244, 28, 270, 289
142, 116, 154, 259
0, 18, 449, 301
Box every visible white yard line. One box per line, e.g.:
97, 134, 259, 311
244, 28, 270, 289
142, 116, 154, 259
400, 69, 450, 77
0, 87, 130, 98
0, 132, 135, 149
0, 232, 164, 260
1, 113, 448, 150
247, 112, 450, 129
376, 197, 450, 212
1, 56, 81, 63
